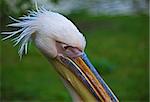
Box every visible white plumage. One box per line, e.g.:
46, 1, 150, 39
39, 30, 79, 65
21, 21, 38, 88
2, 8, 86, 58
2, 7, 118, 102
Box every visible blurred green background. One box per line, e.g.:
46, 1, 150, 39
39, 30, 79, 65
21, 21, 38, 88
0, 0, 149, 102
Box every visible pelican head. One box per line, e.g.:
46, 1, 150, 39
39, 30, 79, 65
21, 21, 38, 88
2, 8, 118, 102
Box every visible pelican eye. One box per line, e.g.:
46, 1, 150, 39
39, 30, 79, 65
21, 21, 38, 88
56, 41, 82, 58
64, 46, 83, 58
61, 44, 69, 50
64, 46, 70, 49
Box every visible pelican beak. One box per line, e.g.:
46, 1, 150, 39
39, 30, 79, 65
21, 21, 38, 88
53, 52, 118, 102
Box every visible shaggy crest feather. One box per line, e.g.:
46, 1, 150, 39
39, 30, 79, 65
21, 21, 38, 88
2, 8, 49, 58
2, 7, 86, 59
1, 8, 47, 58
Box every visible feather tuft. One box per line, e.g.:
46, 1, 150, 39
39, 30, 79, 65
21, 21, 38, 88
1, 7, 50, 59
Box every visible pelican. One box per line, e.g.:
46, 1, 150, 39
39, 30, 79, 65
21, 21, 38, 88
2, 7, 119, 102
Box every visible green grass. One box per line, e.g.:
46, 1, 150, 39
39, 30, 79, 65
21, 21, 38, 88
1, 15, 149, 101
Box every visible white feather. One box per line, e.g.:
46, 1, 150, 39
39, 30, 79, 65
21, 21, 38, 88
2, 7, 86, 58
